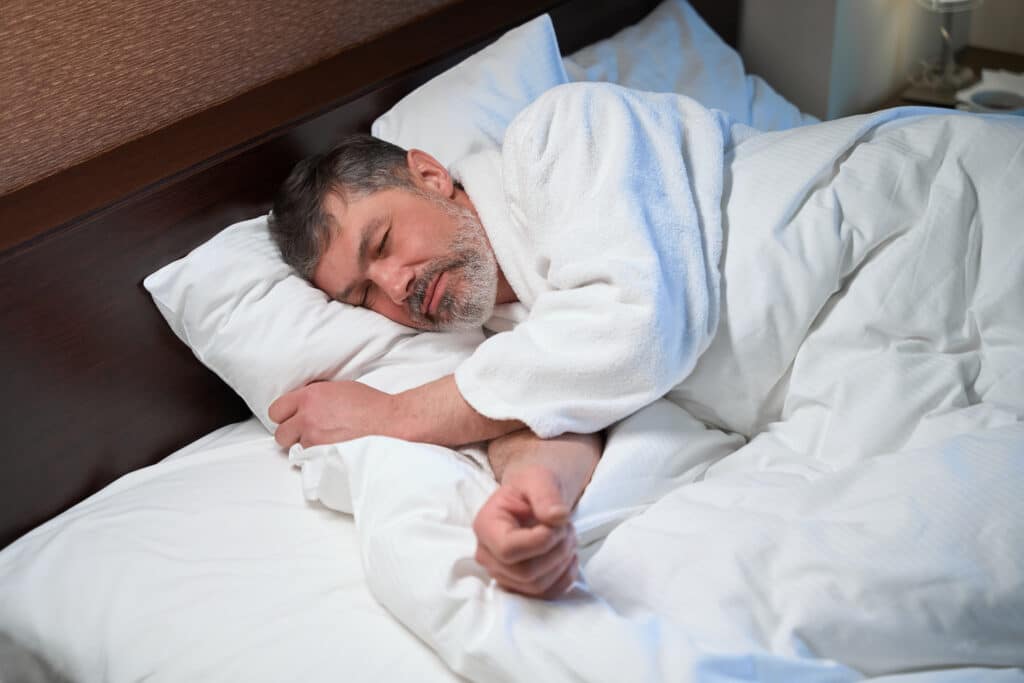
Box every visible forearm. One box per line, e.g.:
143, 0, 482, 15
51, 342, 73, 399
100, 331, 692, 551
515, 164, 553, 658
487, 429, 603, 510
394, 374, 523, 448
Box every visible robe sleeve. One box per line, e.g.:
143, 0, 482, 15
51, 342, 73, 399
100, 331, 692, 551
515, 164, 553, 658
455, 83, 724, 437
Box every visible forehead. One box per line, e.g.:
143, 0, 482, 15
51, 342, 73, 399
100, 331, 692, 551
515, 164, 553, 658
318, 189, 378, 253
312, 189, 392, 294
320, 186, 404, 231
321, 188, 367, 227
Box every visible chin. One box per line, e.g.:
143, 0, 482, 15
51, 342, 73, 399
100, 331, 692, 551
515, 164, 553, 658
416, 270, 494, 332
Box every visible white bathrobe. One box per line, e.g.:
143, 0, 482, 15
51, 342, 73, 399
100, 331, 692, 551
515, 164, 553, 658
451, 82, 729, 438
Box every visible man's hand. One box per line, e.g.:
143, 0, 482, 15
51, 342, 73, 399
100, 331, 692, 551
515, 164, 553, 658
270, 375, 522, 450
473, 429, 601, 598
473, 464, 579, 600
269, 380, 395, 448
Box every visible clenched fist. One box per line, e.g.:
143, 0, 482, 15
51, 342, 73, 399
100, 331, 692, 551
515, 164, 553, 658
473, 463, 579, 600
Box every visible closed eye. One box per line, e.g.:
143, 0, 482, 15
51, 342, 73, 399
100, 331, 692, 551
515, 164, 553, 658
378, 227, 390, 257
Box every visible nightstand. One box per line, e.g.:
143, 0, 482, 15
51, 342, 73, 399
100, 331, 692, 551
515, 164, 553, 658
884, 46, 1024, 109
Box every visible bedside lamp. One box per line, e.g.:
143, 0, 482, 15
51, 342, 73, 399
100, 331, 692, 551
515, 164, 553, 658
904, 0, 984, 106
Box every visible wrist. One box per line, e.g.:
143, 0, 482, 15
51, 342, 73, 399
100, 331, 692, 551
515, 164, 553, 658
390, 389, 420, 442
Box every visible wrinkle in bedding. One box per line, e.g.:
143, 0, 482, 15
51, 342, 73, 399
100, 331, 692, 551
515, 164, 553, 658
301, 99, 1024, 682
0, 421, 459, 683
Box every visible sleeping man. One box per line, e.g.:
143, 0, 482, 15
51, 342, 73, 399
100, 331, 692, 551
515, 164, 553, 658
267, 83, 728, 599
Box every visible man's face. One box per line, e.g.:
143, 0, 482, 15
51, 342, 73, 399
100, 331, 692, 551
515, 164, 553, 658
313, 187, 499, 331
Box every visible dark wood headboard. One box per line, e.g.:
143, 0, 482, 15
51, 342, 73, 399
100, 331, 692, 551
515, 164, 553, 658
0, 0, 740, 548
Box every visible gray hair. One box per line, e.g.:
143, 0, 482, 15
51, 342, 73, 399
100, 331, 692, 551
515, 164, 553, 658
268, 134, 415, 279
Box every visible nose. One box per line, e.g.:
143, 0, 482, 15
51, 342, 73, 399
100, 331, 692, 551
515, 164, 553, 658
370, 260, 415, 305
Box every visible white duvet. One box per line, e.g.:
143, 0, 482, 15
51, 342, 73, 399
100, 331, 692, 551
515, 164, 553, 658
295, 98, 1024, 682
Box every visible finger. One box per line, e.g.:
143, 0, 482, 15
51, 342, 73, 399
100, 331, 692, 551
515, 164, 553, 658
268, 389, 300, 425
502, 491, 534, 520
273, 416, 302, 449
502, 528, 577, 586
472, 493, 532, 545
475, 527, 574, 587
529, 547, 577, 597
507, 520, 573, 564
489, 547, 577, 598
473, 489, 531, 531
487, 522, 569, 565
540, 555, 579, 600
520, 479, 570, 527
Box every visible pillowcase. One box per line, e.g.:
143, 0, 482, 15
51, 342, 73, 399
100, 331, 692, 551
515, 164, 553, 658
144, 216, 482, 432
563, 0, 817, 132
371, 13, 568, 167
146, 14, 570, 432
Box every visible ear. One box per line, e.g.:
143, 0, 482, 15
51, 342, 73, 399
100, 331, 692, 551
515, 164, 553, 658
406, 149, 455, 199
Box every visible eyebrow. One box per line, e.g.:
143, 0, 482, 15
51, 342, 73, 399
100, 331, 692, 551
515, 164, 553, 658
337, 214, 387, 303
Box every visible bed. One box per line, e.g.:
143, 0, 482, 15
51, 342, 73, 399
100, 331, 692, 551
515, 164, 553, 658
2, 1, 1022, 681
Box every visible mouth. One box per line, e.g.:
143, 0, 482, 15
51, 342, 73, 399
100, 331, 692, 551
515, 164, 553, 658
419, 270, 447, 318
427, 271, 449, 318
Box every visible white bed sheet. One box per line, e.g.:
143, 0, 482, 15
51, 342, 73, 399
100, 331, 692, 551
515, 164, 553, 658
0, 418, 460, 683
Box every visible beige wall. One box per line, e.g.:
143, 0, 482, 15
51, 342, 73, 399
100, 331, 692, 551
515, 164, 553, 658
0, 0, 454, 196
739, 0, 838, 118
969, 0, 1024, 55
740, 0, 974, 119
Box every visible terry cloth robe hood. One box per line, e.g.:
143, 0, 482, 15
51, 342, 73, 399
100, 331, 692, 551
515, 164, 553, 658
450, 82, 728, 438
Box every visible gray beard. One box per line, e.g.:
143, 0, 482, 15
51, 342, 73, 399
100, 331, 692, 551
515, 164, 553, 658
406, 197, 498, 332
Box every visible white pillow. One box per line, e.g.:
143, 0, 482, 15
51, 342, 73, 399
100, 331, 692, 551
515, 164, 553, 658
145, 14, 571, 432
144, 216, 482, 432
563, 0, 816, 132
371, 13, 568, 167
